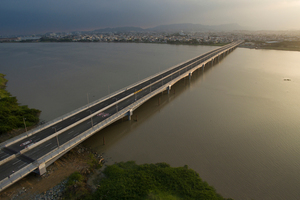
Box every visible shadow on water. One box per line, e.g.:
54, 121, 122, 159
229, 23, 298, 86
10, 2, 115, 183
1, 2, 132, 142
83, 57, 221, 153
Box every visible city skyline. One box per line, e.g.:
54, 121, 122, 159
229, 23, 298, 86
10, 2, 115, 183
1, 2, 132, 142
1, 0, 300, 35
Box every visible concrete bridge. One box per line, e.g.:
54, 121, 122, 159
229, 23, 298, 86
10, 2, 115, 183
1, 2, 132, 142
0, 40, 244, 191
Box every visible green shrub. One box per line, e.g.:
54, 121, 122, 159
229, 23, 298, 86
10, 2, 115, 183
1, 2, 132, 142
0, 74, 40, 134
92, 161, 231, 200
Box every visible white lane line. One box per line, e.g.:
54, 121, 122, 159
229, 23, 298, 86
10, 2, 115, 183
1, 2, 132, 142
18, 163, 27, 169
13, 160, 21, 165
74, 132, 80, 136
45, 143, 52, 147
51, 146, 57, 150
34, 138, 41, 142
68, 131, 74, 135
57, 127, 62, 131
86, 121, 90, 124
31, 136, 36, 139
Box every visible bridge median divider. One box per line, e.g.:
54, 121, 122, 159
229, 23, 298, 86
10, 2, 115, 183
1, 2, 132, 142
0, 41, 241, 151
0, 41, 244, 192
0, 154, 17, 166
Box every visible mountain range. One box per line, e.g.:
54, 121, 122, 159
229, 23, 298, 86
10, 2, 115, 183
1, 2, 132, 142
92, 23, 246, 33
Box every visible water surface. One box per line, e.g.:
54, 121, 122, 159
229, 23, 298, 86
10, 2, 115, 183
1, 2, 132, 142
1, 43, 300, 199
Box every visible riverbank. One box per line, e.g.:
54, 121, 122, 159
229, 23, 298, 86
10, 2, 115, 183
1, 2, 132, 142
0, 73, 40, 135
0, 145, 233, 200
0, 144, 104, 200
240, 40, 300, 52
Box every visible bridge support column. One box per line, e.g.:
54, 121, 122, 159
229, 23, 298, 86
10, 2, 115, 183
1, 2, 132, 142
127, 109, 133, 121
39, 163, 47, 175
211, 59, 214, 67
189, 72, 192, 80
167, 85, 172, 94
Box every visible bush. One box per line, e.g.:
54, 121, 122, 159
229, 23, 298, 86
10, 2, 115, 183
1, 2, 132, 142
0, 74, 40, 134
92, 161, 231, 200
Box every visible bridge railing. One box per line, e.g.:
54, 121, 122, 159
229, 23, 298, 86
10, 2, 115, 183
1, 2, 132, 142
1, 41, 242, 156
0, 41, 243, 192
1, 41, 242, 150
0, 43, 228, 149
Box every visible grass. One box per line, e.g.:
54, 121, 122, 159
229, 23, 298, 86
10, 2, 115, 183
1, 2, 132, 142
63, 171, 91, 200
0, 73, 10, 99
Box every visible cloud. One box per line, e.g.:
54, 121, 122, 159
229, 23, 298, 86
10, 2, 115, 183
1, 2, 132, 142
0, 0, 299, 35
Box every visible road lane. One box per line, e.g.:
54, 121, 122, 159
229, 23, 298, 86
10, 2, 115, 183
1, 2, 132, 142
2, 43, 234, 158
0, 42, 243, 181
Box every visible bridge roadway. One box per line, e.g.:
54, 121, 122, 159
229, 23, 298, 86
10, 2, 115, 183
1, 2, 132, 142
0, 40, 243, 191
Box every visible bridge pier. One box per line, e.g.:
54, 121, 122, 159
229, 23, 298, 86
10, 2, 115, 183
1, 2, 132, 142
127, 109, 133, 121
167, 85, 172, 94
39, 163, 47, 175
189, 72, 192, 80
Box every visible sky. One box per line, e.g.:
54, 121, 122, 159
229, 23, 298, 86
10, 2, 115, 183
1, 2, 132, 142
1, 0, 300, 35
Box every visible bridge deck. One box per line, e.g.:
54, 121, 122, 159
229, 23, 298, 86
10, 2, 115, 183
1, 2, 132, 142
0, 40, 243, 191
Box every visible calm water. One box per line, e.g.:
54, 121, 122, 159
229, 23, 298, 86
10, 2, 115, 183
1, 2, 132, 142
1, 43, 300, 200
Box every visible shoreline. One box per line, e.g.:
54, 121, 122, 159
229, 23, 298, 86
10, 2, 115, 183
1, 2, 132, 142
0, 74, 41, 135
0, 144, 105, 200
240, 45, 300, 52
3, 40, 300, 52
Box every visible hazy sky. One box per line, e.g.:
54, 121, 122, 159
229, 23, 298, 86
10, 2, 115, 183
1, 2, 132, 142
1, 0, 300, 35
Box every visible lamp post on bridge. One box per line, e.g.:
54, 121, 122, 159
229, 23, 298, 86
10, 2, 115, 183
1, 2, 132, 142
114, 98, 118, 112
52, 127, 59, 148
23, 118, 28, 137
89, 110, 94, 127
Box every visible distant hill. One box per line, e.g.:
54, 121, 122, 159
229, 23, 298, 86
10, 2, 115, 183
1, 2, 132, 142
148, 23, 245, 32
92, 26, 144, 33
92, 23, 245, 33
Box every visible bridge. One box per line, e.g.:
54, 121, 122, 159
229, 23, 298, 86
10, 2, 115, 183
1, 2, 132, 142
0, 40, 243, 191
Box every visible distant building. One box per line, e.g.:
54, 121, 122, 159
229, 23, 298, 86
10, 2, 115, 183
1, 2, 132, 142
179, 30, 186, 36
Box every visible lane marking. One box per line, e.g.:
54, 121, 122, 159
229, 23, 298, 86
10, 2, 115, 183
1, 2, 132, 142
18, 163, 27, 168
68, 131, 74, 135
134, 89, 143, 94
45, 143, 52, 147
74, 132, 80, 136
13, 160, 21, 165
76, 118, 80, 121
51, 146, 57, 150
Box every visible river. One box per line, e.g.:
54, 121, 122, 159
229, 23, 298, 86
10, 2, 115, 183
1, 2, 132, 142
1, 43, 300, 199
